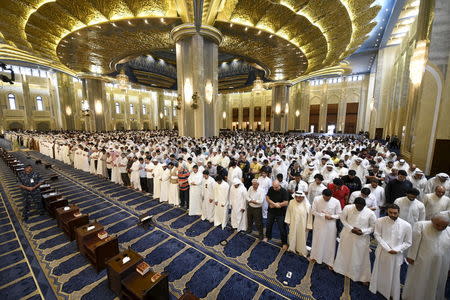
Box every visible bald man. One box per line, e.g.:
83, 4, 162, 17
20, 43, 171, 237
422, 186, 450, 220
403, 213, 450, 300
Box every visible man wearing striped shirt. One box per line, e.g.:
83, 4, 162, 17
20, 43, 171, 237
178, 162, 190, 209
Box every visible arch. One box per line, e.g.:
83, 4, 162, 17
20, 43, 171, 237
130, 121, 139, 130
8, 121, 24, 130
310, 96, 321, 105
116, 122, 125, 130
36, 121, 50, 131
143, 122, 150, 130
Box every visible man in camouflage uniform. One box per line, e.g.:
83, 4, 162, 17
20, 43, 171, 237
18, 165, 45, 220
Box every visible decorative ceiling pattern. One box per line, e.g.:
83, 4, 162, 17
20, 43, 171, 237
0, 0, 380, 86
114, 50, 268, 91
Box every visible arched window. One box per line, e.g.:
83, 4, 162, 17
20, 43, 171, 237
142, 104, 147, 115
7, 94, 16, 110
129, 103, 135, 114
36, 96, 44, 111
115, 102, 121, 114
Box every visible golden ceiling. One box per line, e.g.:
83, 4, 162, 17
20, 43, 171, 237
0, 0, 379, 81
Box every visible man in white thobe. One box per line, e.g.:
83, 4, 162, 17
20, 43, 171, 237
230, 178, 247, 232
130, 157, 141, 191
363, 179, 385, 217
394, 188, 425, 229
403, 213, 450, 300
408, 169, 427, 200
213, 176, 230, 229
201, 170, 215, 222
307, 174, 326, 204
310, 189, 342, 268
257, 170, 272, 218
159, 164, 170, 202
369, 204, 412, 300
334, 197, 376, 283
168, 163, 179, 206
246, 179, 265, 239
188, 165, 203, 215
227, 161, 242, 185
422, 186, 450, 220
425, 173, 450, 196
284, 191, 312, 257
152, 160, 162, 200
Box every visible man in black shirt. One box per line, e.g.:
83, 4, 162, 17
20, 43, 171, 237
342, 170, 362, 194
385, 170, 413, 204
264, 180, 290, 250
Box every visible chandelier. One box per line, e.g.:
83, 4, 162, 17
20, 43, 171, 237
252, 76, 266, 93
116, 68, 130, 89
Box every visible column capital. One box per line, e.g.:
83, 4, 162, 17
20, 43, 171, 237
268, 81, 291, 88
170, 24, 223, 45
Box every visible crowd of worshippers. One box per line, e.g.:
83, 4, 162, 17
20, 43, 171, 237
7, 130, 450, 300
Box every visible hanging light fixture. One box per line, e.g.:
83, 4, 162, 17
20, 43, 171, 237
409, 40, 428, 86
116, 68, 130, 90
252, 76, 266, 93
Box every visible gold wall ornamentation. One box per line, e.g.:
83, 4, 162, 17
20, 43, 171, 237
0, 0, 379, 85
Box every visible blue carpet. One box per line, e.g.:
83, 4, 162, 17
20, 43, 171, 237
145, 238, 185, 265
80, 280, 117, 300
62, 268, 106, 294
259, 289, 286, 300
185, 220, 214, 237
0, 240, 20, 253
311, 264, 344, 300
0, 277, 38, 298
170, 214, 199, 229
52, 254, 88, 276
247, 242, 280, 271
146, 203, 174, 216
0, 232, 15, 243
216, 273, 259, 300
45, 243, 78, 261
202, 227, 234, 247
185, 259, 229, 298
0, 262, 30, 286
350, 281, 384, 300
157, 208, 185, 222
0, 250, 24, 269
276, 251, 309, 287
223, 232, 255, 258
38, 235, 69, 250
164, 248, 206, 281
131, 230, 169, 252
33, 227, 61, 239
107, 217, 138, 234
117, 226, 148, 243
125, 196, 151, 205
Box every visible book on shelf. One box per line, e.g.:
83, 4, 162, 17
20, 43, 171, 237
97, 230, 108, 240
136, 261, 151, 276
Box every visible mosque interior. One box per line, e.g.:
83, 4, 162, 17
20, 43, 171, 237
0, 0, 449, 299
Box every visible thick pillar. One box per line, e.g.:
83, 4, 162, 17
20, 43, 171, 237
81, 78, 110, 131
271, 82, 290, 132
171, 24, 222, 138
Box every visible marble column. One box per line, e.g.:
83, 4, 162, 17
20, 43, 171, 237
171, 24, 222, 138
271, 82, 290, 132
318, 83, 328, 132
82, 78, 110, 131
55, 73, 77, 130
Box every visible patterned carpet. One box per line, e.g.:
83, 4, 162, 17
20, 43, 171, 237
0, 150, 448, 300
